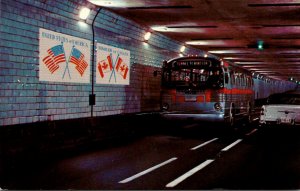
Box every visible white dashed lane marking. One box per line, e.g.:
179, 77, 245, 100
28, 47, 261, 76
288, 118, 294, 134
190, 138, 219, 150
221, 139, 243, 152
246, 128, 258, 136
166, 159, 215, 188
119, 157, 177, 184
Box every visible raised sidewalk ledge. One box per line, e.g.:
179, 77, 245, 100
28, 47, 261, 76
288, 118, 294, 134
0, 112, 161, 161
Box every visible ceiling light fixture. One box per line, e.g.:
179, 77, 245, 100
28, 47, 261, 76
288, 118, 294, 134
180, 45, 186, 53
257, 40, 264, 50
144, 32, 151, 41
79, 7, 91, 20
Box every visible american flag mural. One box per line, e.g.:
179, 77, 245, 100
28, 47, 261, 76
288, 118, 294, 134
42, 44, 66, 73
69, 47, 88, 76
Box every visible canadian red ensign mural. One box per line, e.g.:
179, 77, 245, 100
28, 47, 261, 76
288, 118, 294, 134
96, 43, 130, 85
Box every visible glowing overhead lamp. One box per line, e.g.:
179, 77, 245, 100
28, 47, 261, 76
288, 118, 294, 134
144, 32, 151, 41
180, 45, 186, 53
204, 53, 208, 58
79, 7, 91, 20
257, 40, 264, 50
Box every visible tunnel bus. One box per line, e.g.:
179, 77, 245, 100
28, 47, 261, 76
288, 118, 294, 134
159, 56, 254, 126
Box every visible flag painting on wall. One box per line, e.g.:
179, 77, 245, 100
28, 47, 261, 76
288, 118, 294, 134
96, 43, 130, 85
39, 28, 91, 83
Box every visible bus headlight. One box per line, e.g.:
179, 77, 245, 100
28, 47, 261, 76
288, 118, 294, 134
214, 102, 222, 111
162, 103, 169, 111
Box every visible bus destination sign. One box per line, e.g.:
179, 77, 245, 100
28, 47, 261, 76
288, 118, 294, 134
175, 60, 212, 67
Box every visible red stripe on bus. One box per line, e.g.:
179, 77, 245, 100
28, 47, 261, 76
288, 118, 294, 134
177, 96, 185, 103
217, 88, 254, 95
205, 90, 211, 102
197, 96, 205, 102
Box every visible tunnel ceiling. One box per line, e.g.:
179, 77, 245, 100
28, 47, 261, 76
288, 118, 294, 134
89, 0, 300, 81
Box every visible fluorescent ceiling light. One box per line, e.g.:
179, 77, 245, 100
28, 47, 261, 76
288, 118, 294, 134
151, 26, 205, 33
186, 40, 226, 45
151, 26, 169, 32
88, 0, 143, 7
235, 61, 265, 64
223, 57, 236, 60
209, 50, 251, 54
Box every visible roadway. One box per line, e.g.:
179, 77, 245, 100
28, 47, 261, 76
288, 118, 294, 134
2, 118, 300, 190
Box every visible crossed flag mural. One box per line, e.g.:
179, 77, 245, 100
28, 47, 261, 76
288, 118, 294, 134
39, 29, 130, 84
96, 43, 130, 85
42, 43, 129, 84
42, 44, 88, 78
98, 53, 129, 82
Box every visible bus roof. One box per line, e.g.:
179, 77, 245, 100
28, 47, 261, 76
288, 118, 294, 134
164, 56, 251, 75
166, 56, 219, 64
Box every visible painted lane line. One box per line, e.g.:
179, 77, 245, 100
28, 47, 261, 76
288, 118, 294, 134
221, 139, 243, 152
246, 128, 258, 136
119, 157, 177, 184
190, 138, 219, 150
166, 159, 214, 188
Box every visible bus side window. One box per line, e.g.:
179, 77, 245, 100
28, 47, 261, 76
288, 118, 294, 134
164, 71, 170, 82
242, 75, 246, 86
240, 75, 244, 86
225, 73, 229, 84
236, 75, 240, 86
231, 73, 235, 85
248, 77, 252, 87
239, 75, 242, 86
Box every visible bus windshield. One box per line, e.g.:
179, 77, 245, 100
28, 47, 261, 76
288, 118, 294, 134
162, 67, 224, 89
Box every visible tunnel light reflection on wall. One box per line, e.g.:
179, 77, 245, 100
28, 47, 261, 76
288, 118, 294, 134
144, 32, 151, 41
79, 7, 91, 20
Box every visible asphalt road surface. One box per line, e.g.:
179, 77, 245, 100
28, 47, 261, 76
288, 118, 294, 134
2, 119, 300, 190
